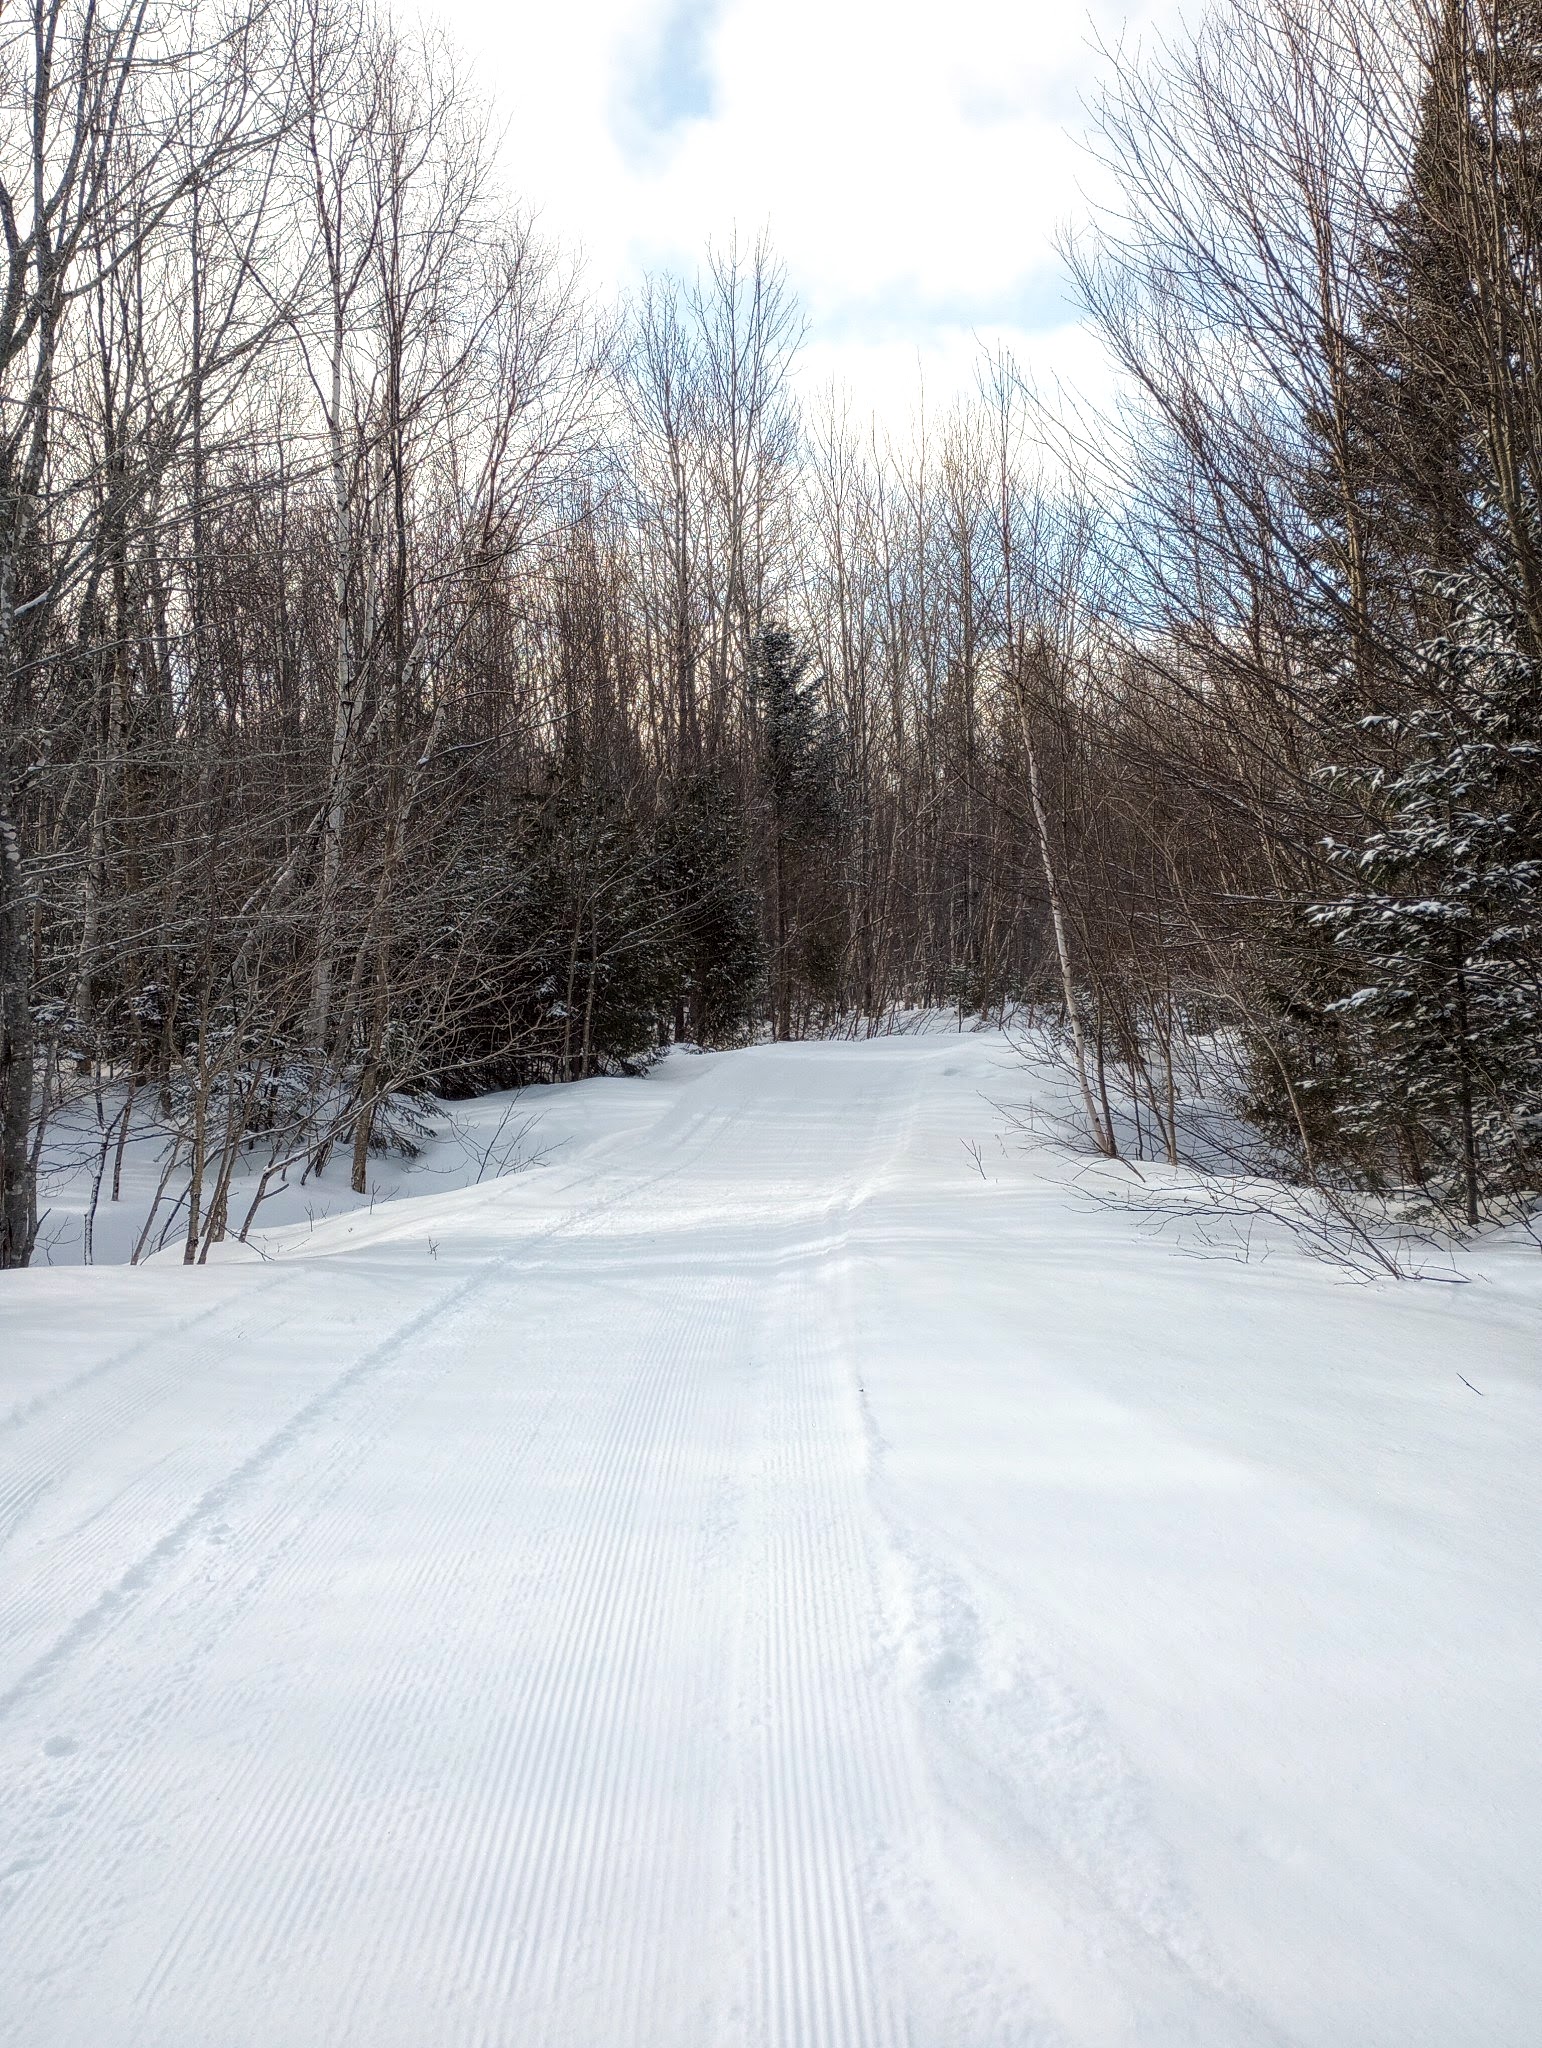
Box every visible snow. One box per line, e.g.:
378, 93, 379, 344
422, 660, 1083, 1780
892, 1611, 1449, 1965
3, 1032, 1541, 2047
27, 1072, 594, 1270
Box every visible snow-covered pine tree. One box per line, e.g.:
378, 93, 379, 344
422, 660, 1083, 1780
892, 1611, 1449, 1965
1310, 579, 1542, 1221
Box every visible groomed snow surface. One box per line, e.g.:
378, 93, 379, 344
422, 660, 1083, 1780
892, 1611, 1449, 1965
4, 1033, 1541, 2047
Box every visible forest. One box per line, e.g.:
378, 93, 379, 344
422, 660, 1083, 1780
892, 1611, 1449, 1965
1, 0, 1539, 1267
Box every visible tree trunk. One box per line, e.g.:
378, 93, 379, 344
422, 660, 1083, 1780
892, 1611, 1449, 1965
0, 788, 36, 1268
1017, 691, 1116, 1158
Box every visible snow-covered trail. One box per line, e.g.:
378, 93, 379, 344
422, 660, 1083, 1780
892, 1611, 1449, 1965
3, 1037, 1541, 2047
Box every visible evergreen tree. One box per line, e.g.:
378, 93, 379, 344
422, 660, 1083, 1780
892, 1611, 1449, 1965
1310, 579, 1542, 1219
1299, 0, 1488, 709
428, 787, 674, 1092
652, 773, 764, 1044
750, 626, 843, 1039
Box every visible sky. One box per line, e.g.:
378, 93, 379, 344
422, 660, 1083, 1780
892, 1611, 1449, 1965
425, 0, 1178, 428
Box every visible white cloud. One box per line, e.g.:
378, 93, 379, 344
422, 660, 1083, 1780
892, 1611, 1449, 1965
423, 0, 1178, 422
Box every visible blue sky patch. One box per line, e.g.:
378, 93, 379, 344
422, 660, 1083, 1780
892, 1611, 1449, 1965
615, 0, 721, 159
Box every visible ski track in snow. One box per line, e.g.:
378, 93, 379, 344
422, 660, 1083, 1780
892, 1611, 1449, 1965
2, 1036, 1541, 2047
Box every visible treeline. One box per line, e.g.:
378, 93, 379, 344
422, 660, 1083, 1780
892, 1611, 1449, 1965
1, 0, 1539, 1265
1062, 0, 1542, 1226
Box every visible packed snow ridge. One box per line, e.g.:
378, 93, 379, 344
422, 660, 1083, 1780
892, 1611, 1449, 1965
3, 1032, 1540, 2047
